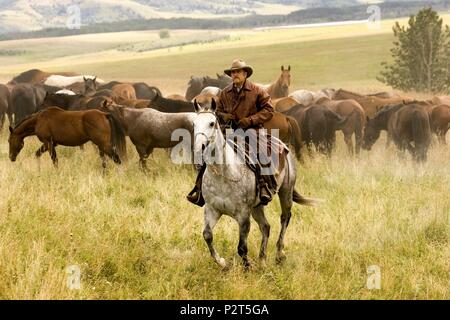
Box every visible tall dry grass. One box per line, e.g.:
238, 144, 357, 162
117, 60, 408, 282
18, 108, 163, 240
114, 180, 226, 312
0, 126, 448, 299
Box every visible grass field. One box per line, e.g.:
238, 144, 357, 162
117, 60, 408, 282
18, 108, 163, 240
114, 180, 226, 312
0, 14, 449, 299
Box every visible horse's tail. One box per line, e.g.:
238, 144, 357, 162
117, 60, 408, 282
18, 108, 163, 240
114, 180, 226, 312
292, 189, 324, 207
412, 109, 431, 161
286, 115, 303, 161
106, 111, 127, 162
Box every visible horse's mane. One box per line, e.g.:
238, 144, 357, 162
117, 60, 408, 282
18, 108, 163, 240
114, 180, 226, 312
12, 111, 42, 130
373, 103, 405, 118
336, 88, 364, 97
151, 93, 194, 111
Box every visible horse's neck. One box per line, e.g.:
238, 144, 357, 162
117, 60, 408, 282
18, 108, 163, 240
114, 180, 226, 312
207, 128, 242, 179
268, 77, 287, 98
15, 115, 38, 137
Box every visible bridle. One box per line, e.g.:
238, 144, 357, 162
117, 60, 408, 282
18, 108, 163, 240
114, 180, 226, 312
194, 111, 220, 149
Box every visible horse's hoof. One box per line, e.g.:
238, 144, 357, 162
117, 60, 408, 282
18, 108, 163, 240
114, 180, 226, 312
218, 258, 227, 269
275, 254, 286, 265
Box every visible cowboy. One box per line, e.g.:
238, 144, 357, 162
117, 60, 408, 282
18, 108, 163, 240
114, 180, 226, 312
187, 59, 279, 207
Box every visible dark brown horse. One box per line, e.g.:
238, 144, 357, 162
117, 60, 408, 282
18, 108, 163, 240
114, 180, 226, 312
362, 103, 431, 162
430, 105, 450, 144
286, 105, 349, 156
0, 84, 10, 130
185, 75, 231, 101
41, 92, 114, 111
149, 93, 195, 113
8, 107, 126, 168
9, 84, 47, 126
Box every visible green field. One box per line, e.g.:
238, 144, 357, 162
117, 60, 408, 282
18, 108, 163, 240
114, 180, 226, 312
0, 16, 449, 299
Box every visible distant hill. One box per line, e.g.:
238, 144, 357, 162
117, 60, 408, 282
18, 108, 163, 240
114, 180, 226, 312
0, 0, 447, 38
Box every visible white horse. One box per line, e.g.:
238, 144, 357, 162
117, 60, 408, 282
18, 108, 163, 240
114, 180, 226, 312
289, 89, 336, 106
55, 89, 76, 95
199, 86, 221, 97
192, 99, 320, 269
44, 75, 105, 87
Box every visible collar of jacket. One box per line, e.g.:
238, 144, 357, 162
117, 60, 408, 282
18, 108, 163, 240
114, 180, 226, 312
227, 80, 252, 93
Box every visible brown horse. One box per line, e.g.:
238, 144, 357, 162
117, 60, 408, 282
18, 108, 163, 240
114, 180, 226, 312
430, 105, 450, 144
8, 69, 78, 85
8, 107, 126, 168
0, 84, 10, 130
333, 89, 411, 117
264, 65, 291, 99
273, 96, 298, 113
112, 84, 136, 100
362, 103, 431, 162
114, 96, 151, 109
431, 96, 450, 107
316, 97, 366, 155
262, 112, 303, 161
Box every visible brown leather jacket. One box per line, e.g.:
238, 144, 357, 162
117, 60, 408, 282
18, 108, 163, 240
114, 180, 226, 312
216, 80, 274, 127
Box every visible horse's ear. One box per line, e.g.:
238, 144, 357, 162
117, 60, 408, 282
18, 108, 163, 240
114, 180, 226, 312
216, 73, 220, 78
281, 65, 284, 71
83, 76, 87, 81
93, 76, 97, 82
193, 99, 202, 113
210, 98, 217, 112
366, 116, 370, 123
9, 126, 13, 133
288, 65, 291, 71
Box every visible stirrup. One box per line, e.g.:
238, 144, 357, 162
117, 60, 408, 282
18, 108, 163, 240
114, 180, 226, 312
187, 186, 205, 207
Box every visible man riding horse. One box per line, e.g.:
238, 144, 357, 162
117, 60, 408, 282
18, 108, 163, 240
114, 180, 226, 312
187, 59, 284, 207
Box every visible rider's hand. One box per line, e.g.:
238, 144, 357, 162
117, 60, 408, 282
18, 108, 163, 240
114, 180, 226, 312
238, 117, 253, 129
218, 112, 235, 122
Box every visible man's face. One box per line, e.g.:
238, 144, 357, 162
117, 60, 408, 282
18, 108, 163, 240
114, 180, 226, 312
231, 69, 247, 87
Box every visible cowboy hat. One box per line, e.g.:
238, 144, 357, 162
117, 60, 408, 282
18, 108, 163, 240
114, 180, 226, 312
224, 59, 253, 78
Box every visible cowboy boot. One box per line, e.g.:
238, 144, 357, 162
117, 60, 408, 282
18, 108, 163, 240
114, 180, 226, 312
187, 164, 206, 207
258, 176, 273, 205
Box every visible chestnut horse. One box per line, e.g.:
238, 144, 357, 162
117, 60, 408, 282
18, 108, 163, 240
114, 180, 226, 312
333, 89, 411, 117
112, 83, 137, 100
261, 65, 291, 99
316, 97, 366, 155
430, 105, 450, 144
8, 107, 126, 168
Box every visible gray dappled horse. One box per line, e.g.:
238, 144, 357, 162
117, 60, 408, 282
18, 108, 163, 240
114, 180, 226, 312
192, 100, 320, 269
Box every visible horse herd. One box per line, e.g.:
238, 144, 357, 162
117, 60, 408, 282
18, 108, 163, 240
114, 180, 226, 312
1, 67, 450, 169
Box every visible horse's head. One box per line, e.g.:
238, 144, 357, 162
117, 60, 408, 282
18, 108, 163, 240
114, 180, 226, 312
280, 65, 291, 91
8, 126, 24, 161
193, 99, 218, 165
83, 76, 97, 95
362, 116, 380, 151
185, 76, 203, 101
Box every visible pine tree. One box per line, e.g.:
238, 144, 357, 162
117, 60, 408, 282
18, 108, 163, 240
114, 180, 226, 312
378, 8, 450, 93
